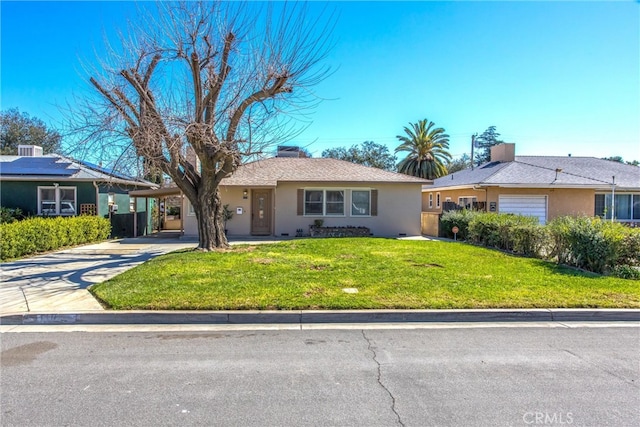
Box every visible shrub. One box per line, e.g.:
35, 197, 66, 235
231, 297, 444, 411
0, 215, 111, 260
0, 207, 24, 224
547, 216, 638, 275
440, 209, 480, 240
610, 265, 640, 280
467, 212, 541, 253
510, 224, 549, 258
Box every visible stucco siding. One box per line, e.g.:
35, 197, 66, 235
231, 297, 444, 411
183, 182, 424, 237
424, 186, 596, 221
275, 182, 422, 237
422, 188, 488, 213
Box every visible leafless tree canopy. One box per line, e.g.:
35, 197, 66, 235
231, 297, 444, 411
69, 1, 334, 249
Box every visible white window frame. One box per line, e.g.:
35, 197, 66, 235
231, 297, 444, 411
596, 193, 640, 222
436, 192, 441, 208
351, 190, 371, 217
37, 186, 77, 216
428, 193, 433, 209
304, 189, 346, 217
458, 196, 478, 210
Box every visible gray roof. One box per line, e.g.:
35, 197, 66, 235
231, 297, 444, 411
221, 157, 430, 186
0, 154, 156, 188
429, 156, 640, 191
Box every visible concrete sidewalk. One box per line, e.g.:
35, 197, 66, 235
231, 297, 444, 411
0, 236, 200, 314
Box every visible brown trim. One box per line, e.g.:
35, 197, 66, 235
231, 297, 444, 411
371, 189, 378, 216
297, 189, 304, 215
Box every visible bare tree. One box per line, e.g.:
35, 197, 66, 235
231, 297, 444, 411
70, 1, 334, 249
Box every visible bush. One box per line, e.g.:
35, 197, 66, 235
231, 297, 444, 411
0, 207, 24, 224
610, 265, 640, 280
547, 216, 638, 275
440, 210, 480, 240
0, 215, 111, 260
467, 212, 542, 254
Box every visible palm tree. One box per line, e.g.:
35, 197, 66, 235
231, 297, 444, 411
395, 119, 452, 179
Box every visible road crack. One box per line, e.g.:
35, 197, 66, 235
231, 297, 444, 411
361, 330, 404, 427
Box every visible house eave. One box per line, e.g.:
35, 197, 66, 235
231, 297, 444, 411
424, 183, 639, 192
0, 175, 155, 188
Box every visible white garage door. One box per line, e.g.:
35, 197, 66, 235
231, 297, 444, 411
498, 195, 547, 224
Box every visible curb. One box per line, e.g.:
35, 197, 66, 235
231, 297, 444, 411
1, 309, 639, 326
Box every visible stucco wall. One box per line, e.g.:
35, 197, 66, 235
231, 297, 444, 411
485, 187, 595, 220
274, 182, 422, 237
422, 186, 596, 221
184, 182, 424, 237
422, 188, 488, 212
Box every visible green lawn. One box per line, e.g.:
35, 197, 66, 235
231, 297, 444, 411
90, 238, 640, 310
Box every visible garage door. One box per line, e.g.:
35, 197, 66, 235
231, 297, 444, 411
498, 195, 547, 224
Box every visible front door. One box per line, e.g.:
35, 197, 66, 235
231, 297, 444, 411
251, 189, 272, 235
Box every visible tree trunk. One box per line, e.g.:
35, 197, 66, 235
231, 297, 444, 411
194, 187, 228, 250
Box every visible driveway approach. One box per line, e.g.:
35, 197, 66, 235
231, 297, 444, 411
0, 237, 199, 313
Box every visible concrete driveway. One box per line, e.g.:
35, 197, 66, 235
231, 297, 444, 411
0, 237, 198, 314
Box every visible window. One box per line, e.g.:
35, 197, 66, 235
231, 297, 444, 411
436, 193, 441, 208
458, 196, 478, 210
304, 190, 344, 216
595, 194, 640, 221
304, 190, 324, 215
38, 186, 76, 216
428, 193, 433, 209
351, 190, 370, 216
325, 190, 344, 215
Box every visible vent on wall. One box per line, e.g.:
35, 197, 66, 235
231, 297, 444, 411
18, 145, 43, 157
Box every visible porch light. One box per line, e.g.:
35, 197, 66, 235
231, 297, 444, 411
243, 189, 248, 199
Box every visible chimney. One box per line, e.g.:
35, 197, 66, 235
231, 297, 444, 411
18, 145, 43, 157
490, 143, 515, 163
276, 146, 303, 158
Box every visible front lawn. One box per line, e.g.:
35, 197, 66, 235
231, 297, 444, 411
90, 238, 640, 310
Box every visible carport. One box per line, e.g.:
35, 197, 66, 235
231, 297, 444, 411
129, 186, 184, 237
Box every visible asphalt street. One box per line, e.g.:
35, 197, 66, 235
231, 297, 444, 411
1, 325, 638, 426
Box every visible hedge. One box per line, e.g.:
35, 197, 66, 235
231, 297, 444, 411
0, 216, 111, 260
547, 216, 640, 275
440, 210, 480, 241
467, 212, 545, 257
442, 211, 639, 279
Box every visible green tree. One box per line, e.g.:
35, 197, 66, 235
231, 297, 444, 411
473, 126, 504, 165
603, 156, 639, 166
395, 119, 452, 179
321, 141, 396, 171
447, 153, 471, 173
0, 108, 62, 154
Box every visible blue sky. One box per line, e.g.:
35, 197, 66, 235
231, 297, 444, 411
1, 1, 639, 162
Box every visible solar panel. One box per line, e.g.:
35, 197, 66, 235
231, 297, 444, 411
77, 159, 135, 181
0, 157, 80, 177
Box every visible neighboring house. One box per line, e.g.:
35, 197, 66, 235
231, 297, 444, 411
422, 143, 640, 235
0, 145, 156, 226
132, 155, 430, 238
